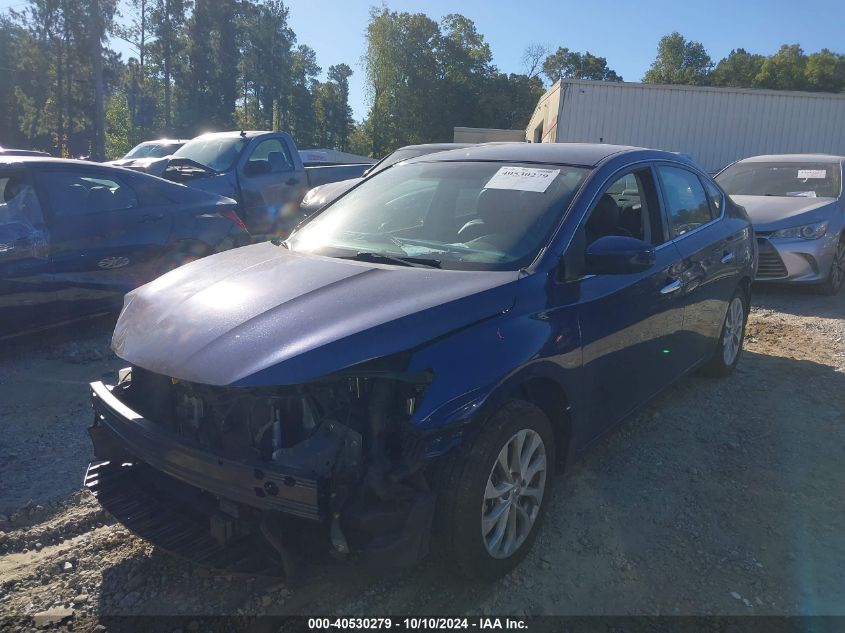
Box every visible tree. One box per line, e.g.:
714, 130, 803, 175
542, 47, 622, 83
643, 32, 712, 85
0, 16, 26, 148
710, 48, 765, 87
87, 0, 119, 160
346, 120, 374, 157
147, 0, 189, 134
804, 49, 845, 93
479, 72, 545, 129
324, 63, 354, 149
182, 0, 238, 132
521, 43, 548, 80
286, 44, 320, 146
364, 7, 442, 154
753, 44, 807, 90
236, 0, 295, 130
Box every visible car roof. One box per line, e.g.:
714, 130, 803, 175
136, 139, 187, 145
403, 142, 649, 168
190, 131, 273, 141
397, 143, 474, 152
737, 153, 845, 164
0, 156, 183, 178
0, 156, 111, 168
0, 148, 51, 157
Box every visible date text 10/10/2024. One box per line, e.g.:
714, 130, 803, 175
308, 618, 528, 630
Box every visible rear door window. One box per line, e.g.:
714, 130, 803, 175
40, 171, 138, 216
656, 166, 714, 239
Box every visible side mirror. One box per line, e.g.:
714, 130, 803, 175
584, 235, 656, 275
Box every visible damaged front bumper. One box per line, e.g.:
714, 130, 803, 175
86, 369, 437, 574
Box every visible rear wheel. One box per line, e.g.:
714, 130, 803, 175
814, 236, 845, 296
702, 289, 747, 377
434, 400, 555, 580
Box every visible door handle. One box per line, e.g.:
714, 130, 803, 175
660, 279, 682, 294
138, 214, 164, 223
285, 178, 298, 186
720, 251, 735, 264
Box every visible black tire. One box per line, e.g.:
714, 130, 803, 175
701, 288, 748, 377
813, 234, 845, 296
433, 399, 555, 580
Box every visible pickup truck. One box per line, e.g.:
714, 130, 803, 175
121, 131, 372, 237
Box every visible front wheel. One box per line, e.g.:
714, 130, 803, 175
814, 237, 845, 296
434, 400, 555, 580
702, 289, 748, 377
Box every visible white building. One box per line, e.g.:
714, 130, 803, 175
526, 79, 845, 172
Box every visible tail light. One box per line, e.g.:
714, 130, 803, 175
220, 208, 248, 232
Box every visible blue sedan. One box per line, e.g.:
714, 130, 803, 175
86, 143, 756, 579
0, 156, 248, 338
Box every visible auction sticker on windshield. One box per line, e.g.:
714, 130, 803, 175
797, 170, 826, 179
484, 166, 560, 193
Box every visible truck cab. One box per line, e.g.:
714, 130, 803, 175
160, 131, 308, 237
126, 131, 371, 239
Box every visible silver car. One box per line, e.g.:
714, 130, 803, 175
716, 154, 845, 295
299, 143, 474, 215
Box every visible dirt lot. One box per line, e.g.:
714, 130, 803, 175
0, 286, 843, 631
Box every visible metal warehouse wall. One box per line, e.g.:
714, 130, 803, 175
551, 80, 845, 172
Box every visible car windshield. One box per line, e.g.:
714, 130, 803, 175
124, 143, 175, 159
172, 136, 247, 172
288, 161, 589, 271
717, 161, 842, 198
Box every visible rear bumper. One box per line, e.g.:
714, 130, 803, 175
90, 381, 322, 520
755, 236, 836, 283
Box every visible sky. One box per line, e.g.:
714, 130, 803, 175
3, 0, 845, 121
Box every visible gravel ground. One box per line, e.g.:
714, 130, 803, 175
0, 286, 843, 631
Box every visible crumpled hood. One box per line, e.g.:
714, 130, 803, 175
112, 242, 519, 386
731, 195, 839, 231
106, 156, 171, 177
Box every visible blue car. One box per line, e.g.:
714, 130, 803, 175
86, 143, 756, 579
0, 156, 248, 337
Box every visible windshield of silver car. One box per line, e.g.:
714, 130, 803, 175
287, 161, 590, 271
717, 161, 842, 198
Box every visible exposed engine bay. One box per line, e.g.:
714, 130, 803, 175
86, 362, 437, 575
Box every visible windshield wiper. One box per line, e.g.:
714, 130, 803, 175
344, 251, 441, 268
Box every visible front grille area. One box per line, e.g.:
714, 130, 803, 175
756, 238, 788, 279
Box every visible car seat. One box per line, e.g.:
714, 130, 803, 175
585, 194, 632, 244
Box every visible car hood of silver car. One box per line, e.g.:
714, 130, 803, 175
111, 241, 519, 387
731, 195, 840, 232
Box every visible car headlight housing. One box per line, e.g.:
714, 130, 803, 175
771, 220, 828, 240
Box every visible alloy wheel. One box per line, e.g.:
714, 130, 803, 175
722, 296, 744, 365
830, 241, 845, 292
481, 428, 547, 559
